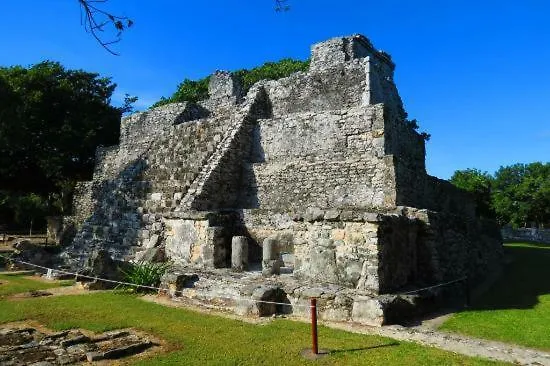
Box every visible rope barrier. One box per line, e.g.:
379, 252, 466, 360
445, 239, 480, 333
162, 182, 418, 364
0, 253, 307, 308
395, 276, 467, 295
1, 253, 468, 306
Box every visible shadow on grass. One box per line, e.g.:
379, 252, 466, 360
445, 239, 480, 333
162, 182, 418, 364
470, 243, 550, 310
329, 341, 399, 354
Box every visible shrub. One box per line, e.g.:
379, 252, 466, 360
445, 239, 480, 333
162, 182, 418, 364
119, 261, 169, 292
151, 58, 309, 108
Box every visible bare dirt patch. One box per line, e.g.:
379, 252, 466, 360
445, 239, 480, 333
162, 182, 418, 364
6, 283, 108, 301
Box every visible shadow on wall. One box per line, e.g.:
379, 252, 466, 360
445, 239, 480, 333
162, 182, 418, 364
239, 124, 265, 209
238, 91, 270, 210
65, 156, 149, 265
468, 243, 550, 310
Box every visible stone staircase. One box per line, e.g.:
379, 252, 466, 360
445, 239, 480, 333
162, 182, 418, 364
177, 114, 244, 210
61, 83, 268, 268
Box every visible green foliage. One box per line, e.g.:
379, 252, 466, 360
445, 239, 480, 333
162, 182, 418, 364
151, 78, 210, 108
233, 58, 309, 91
0, 61, 124, 191
120, 261, 169, 292
13, 193, 47, 228
492, 163, 550, 227
152, 58, 309, 108
450, 169, 494, 218
0, 191, 48, 230
405, 118, 430, 141
120, 93, 139, 115
0, 61, 130, 228
450, 162, 550, 227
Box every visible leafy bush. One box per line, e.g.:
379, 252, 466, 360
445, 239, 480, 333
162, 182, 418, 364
0, 191, 48, 230
152, 58, 309, 108
233, 58, 310, 91
450, 162, 550, 227
119, 261, 169, 292
0, 253, 13, 269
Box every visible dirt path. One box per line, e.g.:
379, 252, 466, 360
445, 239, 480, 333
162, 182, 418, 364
326, 321, 550, 365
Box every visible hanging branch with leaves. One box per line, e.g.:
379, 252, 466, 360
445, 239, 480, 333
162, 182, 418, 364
78, 1, 289, 55
78, 0, 133, 56
275, 0, 290, 11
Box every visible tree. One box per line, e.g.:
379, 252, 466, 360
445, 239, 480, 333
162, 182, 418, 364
492, 163, 550, 228
450, 169, 494, 218
0, 61, 127, 227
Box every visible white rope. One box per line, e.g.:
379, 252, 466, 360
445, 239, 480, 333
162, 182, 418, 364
0, 253, 308, 308
2, 253, 467, 306
396, 277, 467, 295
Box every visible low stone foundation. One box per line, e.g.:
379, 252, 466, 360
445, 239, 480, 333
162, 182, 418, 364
160, 265, 464, 326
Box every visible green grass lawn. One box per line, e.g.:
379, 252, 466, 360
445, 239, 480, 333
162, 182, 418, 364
0, 273, 72, 297
441, 242, 550, 350
0, 289, 504, 364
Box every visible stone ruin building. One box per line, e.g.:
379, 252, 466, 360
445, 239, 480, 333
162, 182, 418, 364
54, 35, 502, 325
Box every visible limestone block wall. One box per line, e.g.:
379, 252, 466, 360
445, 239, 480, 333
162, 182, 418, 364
61, 75, 263, 267
409, 209, 503, 285
163, 211, 243, 268
394, 162, 476, 218
71, 181, 95, 227
140, 114, 232, 213
185, 87, 271, 211
241, 210, 383, 293
120, 102, 208, 150
242, 106, 397, 211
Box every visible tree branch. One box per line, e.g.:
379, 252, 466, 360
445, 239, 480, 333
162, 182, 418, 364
78, 0, 133, 56
275, 0, 290, 11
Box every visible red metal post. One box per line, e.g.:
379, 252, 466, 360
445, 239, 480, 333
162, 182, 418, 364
310, 297, 318, 355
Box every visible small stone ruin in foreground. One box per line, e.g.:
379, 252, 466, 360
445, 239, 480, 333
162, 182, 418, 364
0, 325, 154, 365
49, 34, 503, 325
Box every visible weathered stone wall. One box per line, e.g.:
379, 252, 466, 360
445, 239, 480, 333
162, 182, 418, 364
241, 105, 396, 211
393, 162, 476, 218
71, 181, 95, 226
60, 34, 502, 325
241, 209, 382, 293
409, 209, 503, 284
164, 211, 244, 268
60, 73, 259, 267
501, 227, 550, 244
186, 86, 271, 211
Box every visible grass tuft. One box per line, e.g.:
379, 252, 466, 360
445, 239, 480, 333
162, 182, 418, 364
118, 261, 169, 292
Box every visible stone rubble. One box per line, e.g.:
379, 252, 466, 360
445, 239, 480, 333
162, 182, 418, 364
0, 325, 154, 365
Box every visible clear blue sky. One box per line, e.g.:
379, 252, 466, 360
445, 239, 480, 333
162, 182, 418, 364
1, 0, 549, 179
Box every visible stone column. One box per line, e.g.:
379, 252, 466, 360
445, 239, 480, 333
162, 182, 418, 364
46, 216, 63, 245
204, 227, 226, 268
231, 236, 248, 272
262, 238, 280, 276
